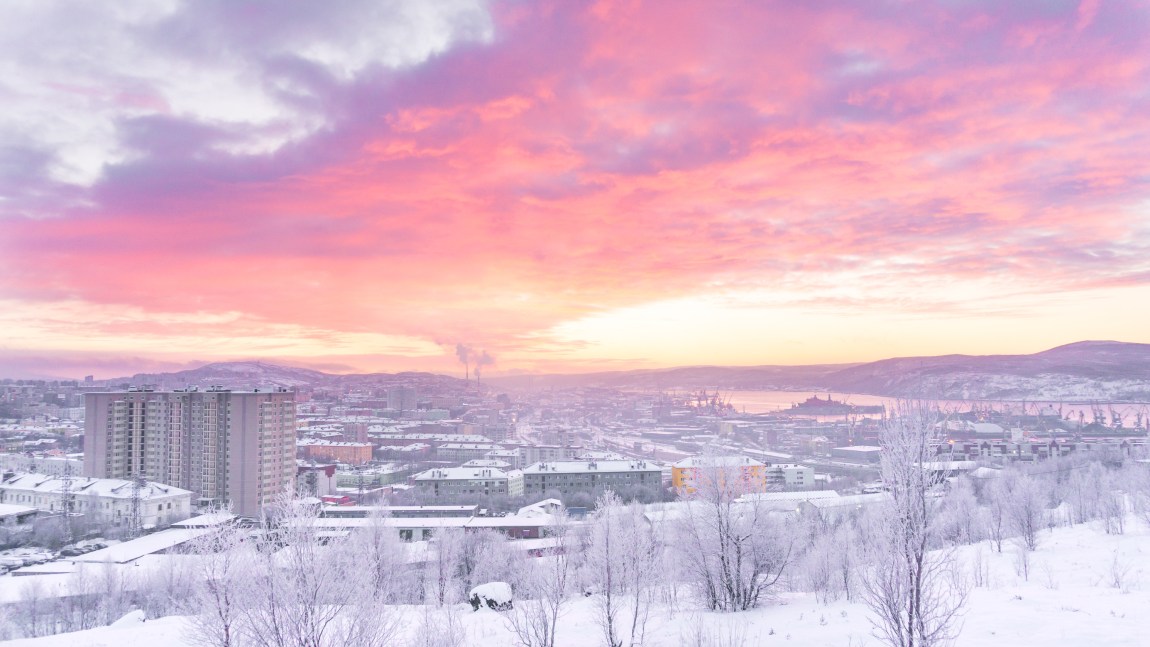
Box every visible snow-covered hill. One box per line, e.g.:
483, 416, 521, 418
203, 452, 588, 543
821, 341, 1150, 400
6, 519, 1149, 647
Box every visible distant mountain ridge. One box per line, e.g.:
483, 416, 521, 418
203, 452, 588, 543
115, 360, 467, 391
107, 341, 1150, 401
819, 341, 1150, 400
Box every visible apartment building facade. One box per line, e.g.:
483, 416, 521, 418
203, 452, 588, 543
413, 466, 524, 499
84, 388, 296, 517
671, 456, 769, 494
521, 459, 662, 497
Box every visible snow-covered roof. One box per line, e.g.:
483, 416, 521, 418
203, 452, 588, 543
673, 455, 766, 469
921, 461, 978, 472
297, 439, 372, 448
802, 493, 889, 510
971, 466, 1003, 479
522, 459, 661, 474
0, 502, 37, 517
172, 512, 238, 528
0, 473, 192, 500
518, 498, 563, 517
737, 490, 840, 503
414, 467, 514, 481
294, 514, 555, 531
461, 459, 512, 468
73, 528, 212, 564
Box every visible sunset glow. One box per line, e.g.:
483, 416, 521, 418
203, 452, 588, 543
3, 0, 1150, 378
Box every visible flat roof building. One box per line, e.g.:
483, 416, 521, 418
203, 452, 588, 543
413, 466, 524, 499
521, 459, 662, 497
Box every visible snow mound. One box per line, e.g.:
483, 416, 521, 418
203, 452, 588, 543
469, 581, 513, 611
110, 609, 146, 627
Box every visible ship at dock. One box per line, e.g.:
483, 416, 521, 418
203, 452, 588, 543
785, 394, 885, 415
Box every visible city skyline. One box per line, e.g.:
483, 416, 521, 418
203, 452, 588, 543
4, 1, 1150, 378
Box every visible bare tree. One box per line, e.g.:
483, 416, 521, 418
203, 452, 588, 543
427, 527, 467, 606
582, 491, 660, 647
410, 603, 467, 647
801, 518, 859, 603
859, 402, 968, 647
999, 468, 1046, 551
674, 460, 792, 612
983, 476, 1008, 553
15, 577, 54, 638
346, 506, 408, 602
506, 514, 572, 647
235, 494, 399, 647
184, 513, 251, 647
933, 477, 982, 546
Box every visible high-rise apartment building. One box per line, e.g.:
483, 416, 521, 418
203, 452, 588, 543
84, 387, 296, 517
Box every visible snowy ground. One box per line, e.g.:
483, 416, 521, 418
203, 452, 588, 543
5, 519, 1149, 647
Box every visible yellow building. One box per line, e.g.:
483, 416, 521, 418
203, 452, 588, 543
672, 455, 769, 495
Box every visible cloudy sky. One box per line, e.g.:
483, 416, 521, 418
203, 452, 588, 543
2, 0, 1149, 378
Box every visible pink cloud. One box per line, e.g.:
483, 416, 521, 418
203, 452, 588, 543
2, 0, 1150, 371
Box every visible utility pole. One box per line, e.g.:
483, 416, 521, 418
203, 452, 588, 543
128, 476, 145, 538
60, 460, 76, 544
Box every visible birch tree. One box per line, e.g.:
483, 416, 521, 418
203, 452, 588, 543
859, 401, 968, 647
582, 492, 660, 647
506, 513, 573, 647
674, 460, 792, 612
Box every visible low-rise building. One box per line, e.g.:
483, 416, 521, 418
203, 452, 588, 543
520, 445, 582, 465
413, 467, 524, 498
485, 449, 523, 469
671, 456, 768, 494
521, 459, 662, 497
830, 445, 883, 464
0, 472, 193, 529
297, 439, 373, 465
0, 503, 37, 532
765, 463, 815, 489
435, 443, 503, 462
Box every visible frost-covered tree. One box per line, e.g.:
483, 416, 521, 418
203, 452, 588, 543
674, 459, 792, 612
232, 494, 399, 647
582, 491, 660, 647
934, 477, 982, 546
184, 513, 252, 647
998, 468, 1046, 551
427, 527, 468, 606
506, 513, 573, 647
346, 506, 409, 602
859, 402, 968, 647
800, 518, 859, 604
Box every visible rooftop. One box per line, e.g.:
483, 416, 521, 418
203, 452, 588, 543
673, 455, 766, 468
0, 473, 192, 500
522, 459, 662, 474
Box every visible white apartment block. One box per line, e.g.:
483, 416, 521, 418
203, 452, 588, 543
0, 472, 193, 528
766, 464, 815, 489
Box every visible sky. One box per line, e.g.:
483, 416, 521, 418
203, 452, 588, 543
2, 0, 1150, 379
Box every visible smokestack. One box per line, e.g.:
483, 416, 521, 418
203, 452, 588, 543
474, 350, 494, 385
455, 343, 472, 382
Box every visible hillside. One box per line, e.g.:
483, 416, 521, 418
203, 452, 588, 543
113, 361, 468, 392
486, 363, 856, 391
820, 341, 1150, 400
7, 519, 1150, 647
104, 341, 1150, 400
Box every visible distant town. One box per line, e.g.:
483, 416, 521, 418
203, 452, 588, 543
3, 360, 1148, 540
